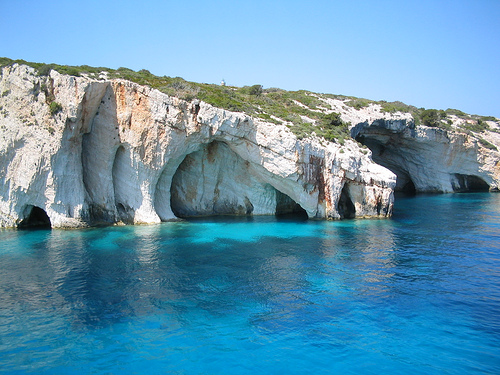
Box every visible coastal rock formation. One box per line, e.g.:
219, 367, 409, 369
0, 64, 395, 228
312, 95, 500, 193
353, 120, 500, 193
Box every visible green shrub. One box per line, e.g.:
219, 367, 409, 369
256, 113, 280, 124
263, 87, 283, 93
49, 101, 62, 115
420, 109, 441, 127
317, 112, 350, 143
478, 138, 498, 151
461, 120, 489, 133
321, 112, 343, 127
287, 122, 315, 140
380, 101, 415, 114
479, 116, 497, 122
445, 108, 467, 118
288, 90, 324, 109
247, 84, 263, 96
36, 64, 54, 76
345, 98, 372, 110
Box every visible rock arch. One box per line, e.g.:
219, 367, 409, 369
158, 140, 307, 219
354, 120, 497, 194
0, 66, 397, 228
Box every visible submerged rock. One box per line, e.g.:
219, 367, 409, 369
0, 64, 395, 228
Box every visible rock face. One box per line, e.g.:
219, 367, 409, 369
0, 64, 395, 228
350, 116, 500, 193
311, 96, 500, 194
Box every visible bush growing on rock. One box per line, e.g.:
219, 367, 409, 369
345, 98, 372, 110
478, 138, 498, 151
49, 101, 62, 115
319, 112, 350, 143
248, 84, 263, 96
421, 109, 441, 127
462, 119, 490, 133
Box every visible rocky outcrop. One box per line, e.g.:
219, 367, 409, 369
349, 115, 500, 193
313, 96, 500, 193
0, 64, 395, 228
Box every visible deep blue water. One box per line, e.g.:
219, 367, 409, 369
1, 194, 499, 374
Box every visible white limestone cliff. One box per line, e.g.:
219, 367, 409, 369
0, 64, 395, 228
309, 94, 500, 193
339, 104, 500, 193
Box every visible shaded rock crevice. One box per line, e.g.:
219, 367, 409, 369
337, 184, 356, 219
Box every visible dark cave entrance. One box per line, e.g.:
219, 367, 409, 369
18, 206, 51, 229
275, 190, 308, 220
337, 185, 356, 219
356, 133, 417, 196
400, 179, 417, 195
451, 174, 490, 192
396, 172, 417, 196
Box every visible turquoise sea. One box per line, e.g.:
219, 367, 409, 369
0, 193, 499, 374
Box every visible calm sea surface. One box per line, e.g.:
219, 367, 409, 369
0, 194, 499, 374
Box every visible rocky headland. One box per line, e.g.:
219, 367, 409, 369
0, 60, 498, 228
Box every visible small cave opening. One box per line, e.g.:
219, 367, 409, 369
401, 179, 417, 195
451, 174, 490, 192
18, 206, 51, 229
395, 173, 417, 196
337, 185, 356, 219
275, 190, 308, 220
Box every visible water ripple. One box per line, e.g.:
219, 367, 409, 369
0, 194, 499, 373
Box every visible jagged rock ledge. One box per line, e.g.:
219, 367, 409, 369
0, 64, 395, 228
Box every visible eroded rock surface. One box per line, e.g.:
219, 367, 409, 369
304, 96, 499, 194
350, 116, 500, 193
0, 64, 395, 227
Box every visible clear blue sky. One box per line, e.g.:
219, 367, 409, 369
1, 0, 499, 117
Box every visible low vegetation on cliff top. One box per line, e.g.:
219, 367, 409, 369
1, 57, 498, 144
